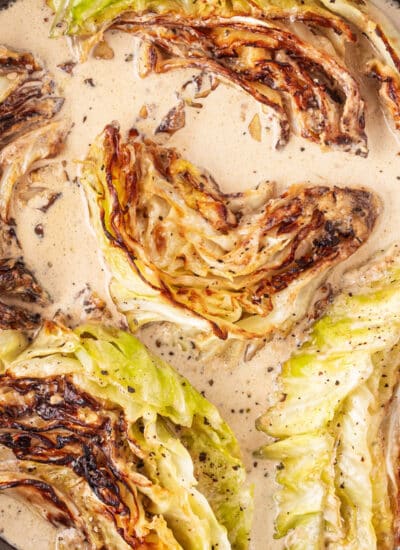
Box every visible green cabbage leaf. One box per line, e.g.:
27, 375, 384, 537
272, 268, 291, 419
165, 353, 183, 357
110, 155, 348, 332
257, 248, 400, 549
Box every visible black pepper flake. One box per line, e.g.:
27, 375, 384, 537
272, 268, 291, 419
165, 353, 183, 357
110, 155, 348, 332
199, 452, 207, 462
208, 379, 214, 386
100, 370, 108, 376
84, 78, 95, 87
127, 386, 135, 393
34, 224, 44, 238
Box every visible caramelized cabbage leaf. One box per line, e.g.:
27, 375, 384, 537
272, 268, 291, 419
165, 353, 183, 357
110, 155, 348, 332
82, 123, 378, 350
0, 46, 67, 329
0, 45, 69, 222
0, 322, 252, 549
48, 0, 400, 151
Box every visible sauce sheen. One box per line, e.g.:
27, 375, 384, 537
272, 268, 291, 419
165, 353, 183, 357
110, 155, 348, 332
0, 1, 400, 548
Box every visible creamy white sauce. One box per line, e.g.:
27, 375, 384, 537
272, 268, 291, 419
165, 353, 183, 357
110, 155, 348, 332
0, 494, 56, 549
0, 1, 400, 548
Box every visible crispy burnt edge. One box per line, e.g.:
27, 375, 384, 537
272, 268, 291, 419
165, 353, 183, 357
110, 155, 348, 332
112, 15, 367, 154
0, 257, 47, 330
0, 46, 65, 149
0, 255, 46, 329
366, 59, 400, 131
0, 258, 45, 303
0, 374, 154, 548
367, 25, 400, 130
155, 101, 186, 135
93, 124, 378, 340
0, 301, 41, 330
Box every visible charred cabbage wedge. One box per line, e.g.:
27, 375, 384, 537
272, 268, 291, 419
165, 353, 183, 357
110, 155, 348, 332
82, 123, 378, 351
0, 45, 69, 221
48, 0, 400, 153
257, 246, 400, 548
0, 322, 252, 549
0, 46, 68, 328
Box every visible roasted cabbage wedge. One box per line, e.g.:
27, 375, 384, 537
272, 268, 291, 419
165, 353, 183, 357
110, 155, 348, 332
82, 123, 378, 351
0, 322, 252, 549
0, 46, 67, 327
0, 45, 69, 222
257, 246, 400, 548
48, 0, 400, 153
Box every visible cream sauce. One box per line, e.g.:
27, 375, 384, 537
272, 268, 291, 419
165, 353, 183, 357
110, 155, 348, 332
0, 1, 400, 548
